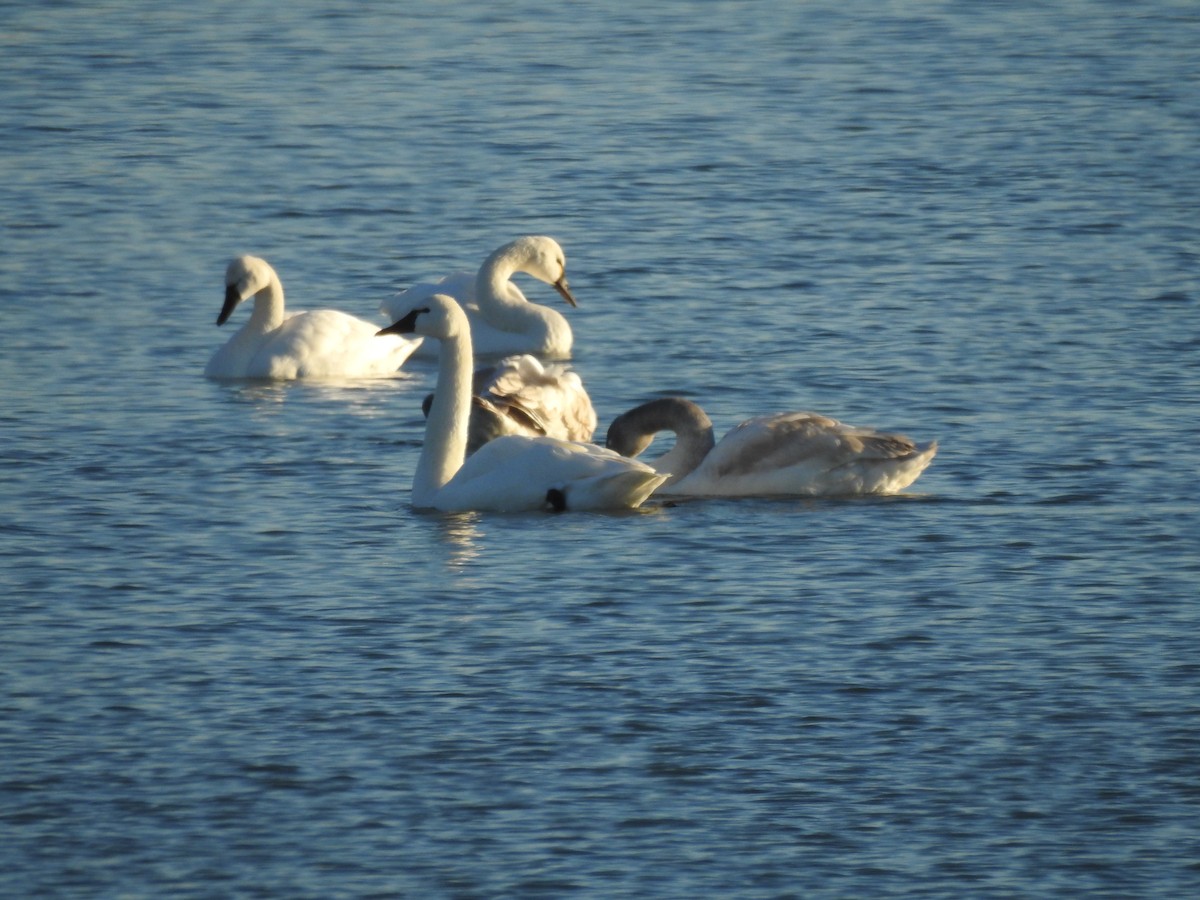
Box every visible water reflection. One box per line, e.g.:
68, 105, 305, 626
434, 512, 485, 569
225, 380, 290, 405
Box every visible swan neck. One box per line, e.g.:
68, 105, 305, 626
474, 247, 562, 343
413, 318, 473, 507
249, 277, 286, 332
628, 400, 716, 483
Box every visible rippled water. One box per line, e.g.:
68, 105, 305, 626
3, 1, 1199, 896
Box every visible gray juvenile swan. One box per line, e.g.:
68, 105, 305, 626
605, 397, 937, 498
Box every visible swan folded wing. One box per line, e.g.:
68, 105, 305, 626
381, 271, 474, 320
257, 309, 419, 378
698, 412, 935, 495
434, 436, 662, 512
463, 396, 545, 455
704, 413, 849, 477
477, 355, 597, 442
479, 354, 546, 396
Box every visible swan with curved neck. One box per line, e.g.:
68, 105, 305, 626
606, 397, 937, 498
206, 255, 421, 379
378, 294, 665, 512
384, 236, 577, 360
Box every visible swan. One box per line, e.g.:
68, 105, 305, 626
377, 294, 666, 512
382, 236, 577, 360
206, 255, 422, 380
422, 354, 598, 455
605, 397, 937, 498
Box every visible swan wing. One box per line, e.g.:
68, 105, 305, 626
458, 312, 560, 359
404, 283, 556, 359
675, 412, 936, 496
434, 436, 665, 512
253, 309, 421, 378
463, 396, 543, 454
477, 355, 597, 442
382, 271, 474, 320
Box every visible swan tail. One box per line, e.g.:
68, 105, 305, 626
869, 439, 938, 494
556, 469, 669, 511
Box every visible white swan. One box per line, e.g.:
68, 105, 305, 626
383, 236, 577, 360
423, 354, 598, 455
206, 256, 422, 380
606, 398, 937, 498
378, 294, 665, 512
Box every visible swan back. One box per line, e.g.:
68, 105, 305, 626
679, 412, 937, 497
475, 354, 597, 441
380, 270, 475, 322
435, 436, 665, 513
422, 354, 597, 455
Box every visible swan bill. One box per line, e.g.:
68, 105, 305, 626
216, 284, 242, 326
377, 307, 426, 336
553, 276, 578, 308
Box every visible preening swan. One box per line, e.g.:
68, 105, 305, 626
382, 236, 577, 360
606, 397, 937, 498
423, 354, 598, 455
206, 256, 422, 380
378, 294, 665, 512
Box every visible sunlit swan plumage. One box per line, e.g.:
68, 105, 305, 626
206, 256, 422, 380
606, 398, 937, 497
424, 354, 598, 455
383, 236, 577, 360
379, 294, 665, 512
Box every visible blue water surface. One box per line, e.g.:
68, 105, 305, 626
2, 1, 1199, 897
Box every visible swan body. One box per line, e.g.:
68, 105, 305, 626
424, 354, 597, 454
606, 398, 937, 498
379, 294, 665, 512
383, 236, 577, 360
206, 256, 421, 380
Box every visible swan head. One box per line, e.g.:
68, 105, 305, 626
218, 255, 276, 325
376, 292, 467, 341
604, 416, 656, 459
497, 236, 577, 307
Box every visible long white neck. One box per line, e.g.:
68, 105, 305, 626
475, 245, 570, 352
247, 276, 287, 333
412, 310, 473, 508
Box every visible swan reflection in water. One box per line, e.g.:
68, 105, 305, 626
434, 513, 484, 569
